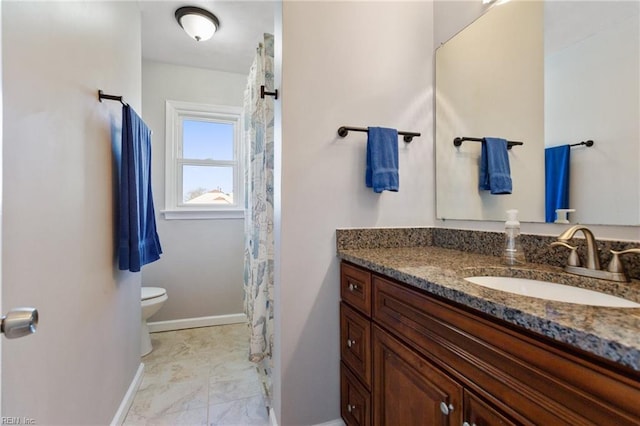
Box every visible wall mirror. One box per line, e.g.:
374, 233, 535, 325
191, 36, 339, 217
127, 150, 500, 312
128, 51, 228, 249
435, 1, 639, 225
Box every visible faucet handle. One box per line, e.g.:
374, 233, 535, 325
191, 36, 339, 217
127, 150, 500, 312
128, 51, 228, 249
607, 248, 640, 274
550, 241, 581, 267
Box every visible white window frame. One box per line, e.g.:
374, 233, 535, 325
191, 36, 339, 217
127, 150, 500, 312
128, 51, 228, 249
162, 100, 244, 220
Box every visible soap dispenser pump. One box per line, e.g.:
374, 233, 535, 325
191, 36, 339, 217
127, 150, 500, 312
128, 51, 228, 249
504, 209, 525, 266
555, 208, 576, 224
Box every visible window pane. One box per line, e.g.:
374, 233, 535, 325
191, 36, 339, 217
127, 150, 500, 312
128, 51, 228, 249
182, 120, 234, 160
183, 165, 234, 204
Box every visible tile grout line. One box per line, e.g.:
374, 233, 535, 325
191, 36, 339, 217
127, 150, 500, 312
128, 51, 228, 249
124, 324, 268, 425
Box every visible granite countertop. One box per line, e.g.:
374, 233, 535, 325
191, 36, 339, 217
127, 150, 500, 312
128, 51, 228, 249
337, 246, 640, 372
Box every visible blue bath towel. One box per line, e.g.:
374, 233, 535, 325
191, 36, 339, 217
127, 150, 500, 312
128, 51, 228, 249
366, 127, 399, 193
118, 105, 162, 272
545, 144, 570, 223
479, 137, 512, 194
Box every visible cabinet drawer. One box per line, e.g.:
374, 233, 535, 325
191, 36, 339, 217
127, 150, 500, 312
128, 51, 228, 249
373, 274, 640, 425
341, 302, 372, 389
341, 361, 372, 426
341, 263, 372, 316
463, 390, 520, 426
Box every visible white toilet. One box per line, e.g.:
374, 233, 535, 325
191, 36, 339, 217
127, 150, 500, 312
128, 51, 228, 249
141, 287, 168, 356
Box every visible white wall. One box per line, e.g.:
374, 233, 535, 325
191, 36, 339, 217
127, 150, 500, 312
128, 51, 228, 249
436, 1, 545, 222
2, 2, 141, 423
275, 2, 434, 424
434, 0, 490, 46
545, 13, 639, 225
141, 60, 247, 321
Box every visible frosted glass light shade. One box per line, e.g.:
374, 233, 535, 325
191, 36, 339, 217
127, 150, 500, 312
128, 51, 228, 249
175, 7, 219, 42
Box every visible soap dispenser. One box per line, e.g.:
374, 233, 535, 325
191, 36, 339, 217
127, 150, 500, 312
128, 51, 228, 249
555, 208, 576, 224
504, 209, 525, 266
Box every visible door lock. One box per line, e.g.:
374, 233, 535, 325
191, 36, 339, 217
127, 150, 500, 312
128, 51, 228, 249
1, 307, 38, 339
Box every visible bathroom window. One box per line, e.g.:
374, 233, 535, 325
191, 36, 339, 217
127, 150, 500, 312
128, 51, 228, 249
163, 100, 244, 219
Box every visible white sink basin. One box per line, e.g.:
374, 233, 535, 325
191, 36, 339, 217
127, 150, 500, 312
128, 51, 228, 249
465, 276, 640, 308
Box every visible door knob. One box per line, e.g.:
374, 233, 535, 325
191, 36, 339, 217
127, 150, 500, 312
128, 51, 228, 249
1, 307, 38, 339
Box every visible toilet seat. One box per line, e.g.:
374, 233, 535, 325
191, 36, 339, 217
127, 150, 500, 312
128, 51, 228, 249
142, 287, 166, 301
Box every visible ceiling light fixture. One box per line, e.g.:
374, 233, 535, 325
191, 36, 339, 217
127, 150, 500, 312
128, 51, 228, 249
483, 0, 511, 5
175, 6, 220, 42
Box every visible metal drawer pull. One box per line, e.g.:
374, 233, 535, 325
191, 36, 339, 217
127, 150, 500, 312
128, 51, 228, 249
463, 422, 476, 426
347, 403, 356, 413
348, 283, 359, 292
439, 402, 454, 415
347, 338, 356, 348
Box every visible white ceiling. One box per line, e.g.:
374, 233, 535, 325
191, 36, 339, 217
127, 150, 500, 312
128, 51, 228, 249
140, 1, 275, 75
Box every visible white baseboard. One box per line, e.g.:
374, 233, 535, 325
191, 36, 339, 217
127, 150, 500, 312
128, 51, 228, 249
111, 362, 144, 426
148, 313, 247, 333
314, 420, 345, 426
267, 410, 343, 426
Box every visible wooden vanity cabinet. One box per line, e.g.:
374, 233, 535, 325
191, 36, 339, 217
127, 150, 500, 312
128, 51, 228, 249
373, 273, 640, 425
341, 302, 372, 389
372, 325, 463, 425
340, 263, 373, 426
464, 390, 518, 426
341, 362, 372, 426
340, 261, 640, 426
341, 262, 372, 316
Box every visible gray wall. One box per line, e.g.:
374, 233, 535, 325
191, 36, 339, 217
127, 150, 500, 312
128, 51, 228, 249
141, 60, 247, 321
2, 2, 141, 423
275, 2, 434, 424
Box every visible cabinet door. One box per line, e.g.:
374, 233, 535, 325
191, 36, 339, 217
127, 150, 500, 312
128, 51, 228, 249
373, 325, 463, 426
341, 302, 372, 389
342, 362, 372, 426
463, 390, 520, 426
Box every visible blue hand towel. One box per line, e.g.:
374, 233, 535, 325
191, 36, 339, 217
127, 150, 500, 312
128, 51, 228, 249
479, 137, 512, 194
545, 144, 570, 223
366, 127, 399, 193
118, 105, 162, 272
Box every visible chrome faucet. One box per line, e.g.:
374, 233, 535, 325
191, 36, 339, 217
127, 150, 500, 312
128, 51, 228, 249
551, 225, 631, 282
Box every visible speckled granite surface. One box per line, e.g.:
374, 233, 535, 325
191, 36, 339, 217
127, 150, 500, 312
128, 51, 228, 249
432, 228, 640, 281
336, 227, 432, 250
336, 231, 640, 371
337, 227, 640, 280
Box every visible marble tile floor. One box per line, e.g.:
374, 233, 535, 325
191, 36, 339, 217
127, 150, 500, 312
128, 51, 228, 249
123, 324, 270, 426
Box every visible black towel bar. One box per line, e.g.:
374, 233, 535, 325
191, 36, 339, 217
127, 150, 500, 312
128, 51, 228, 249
98, 90, 127, 106
338, 126, 420, 143
570, 140, 594, 147
453, 136, 523, 150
